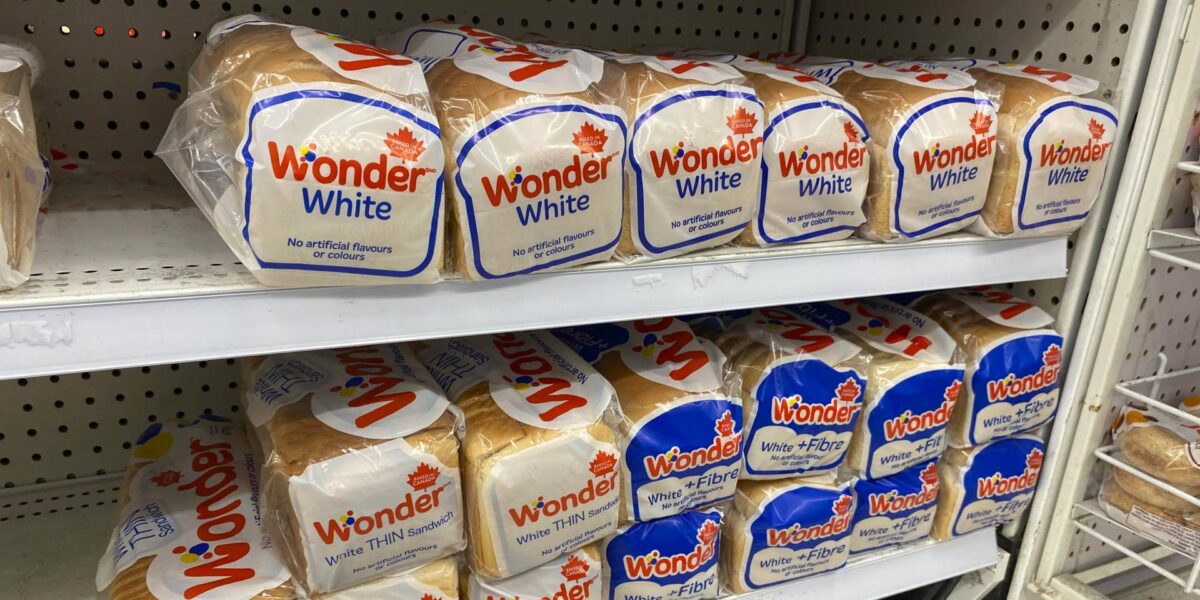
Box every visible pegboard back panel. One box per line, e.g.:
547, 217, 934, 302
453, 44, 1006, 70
5, 0, 792, 179
803, 0, 1140, 96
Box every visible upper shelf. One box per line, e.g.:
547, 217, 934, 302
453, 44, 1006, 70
0, 179, 1068, 381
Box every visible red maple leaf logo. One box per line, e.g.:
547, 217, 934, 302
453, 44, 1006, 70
407, 463, 440, 491
714, 410, 736, 437
697, 519, 720, 545
1088, 118, 1105, 140
836, 378, 862, 404
385, 128, 426, 161
420, 595, 441, 600
844, 122, 860, 144
726, 106, 758, 135
572, 122, 608, 154
919, 462, 939, 487
833, 494, 853, 515
944, 380, 963, 403
561, 554, 591, 581
970, 111, 993, 135
151, 470, 181, 487
1027, 448, 1044, 470
1043, 344, 1062, 367
589, 451, 617, 477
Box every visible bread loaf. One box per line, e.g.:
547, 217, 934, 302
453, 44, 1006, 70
418, 333, 621, 579
465, 545, 601, 600
161, 16, 446, 287
320, 556, 458, 599
790, 297, 964, 478
0, 41, 46, 290
243, 345, 465, 594
911, 288, 1062, 446
720, 475, 854, 593
798, 61, 997, 242
601, 509, 722, 600
95, 418, 293, 600
849, 460, 939, 554
379, 23, 626, 280
931, 435, 1043, 539
553, 318, 743, 522
1114, 405, 1200, 488
707, 307, 866, 479
1100, 476, 1200, 557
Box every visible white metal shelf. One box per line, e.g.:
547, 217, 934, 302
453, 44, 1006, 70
1148, 228, 1200, 270
0, 179, 1068, 381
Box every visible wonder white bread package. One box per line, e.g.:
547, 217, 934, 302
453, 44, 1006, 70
602, 509, 723, 600
243, 344, 466, 595
552, 318, 743, 522
465, 545, 601, 600
96, 417, 294, 600
317, 557, 459, 599
797, 60, 998, 242
708, 307, 867, 480
849, 460, 939, 554
0, 40, 48, 290
790, 298, 965, 479
160, 16, 446, 287
379, 23, 627, 280
721, 474, 855, 593
932, 434, 1044, 539
416, 333, 622, 579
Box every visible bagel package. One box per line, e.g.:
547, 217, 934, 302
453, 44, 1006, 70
790, 298, 965, 479
932, 434, 1044, 539
721, 475, 855, 593
601, 509, 723, 600
160, 16, 446, 286
887, 59, 1118, 238
0, 40, 48, 290
465, 545, 600, 600
553, 318, 743, 522
708, 307, 866, 479
849, 460, 939, 554
95, 417, 293, 600
1113, 404, 1200, 489
416, 333, 622, 579
243, 344, 466, 594
378, 23, 626, 280
911, 287, 1062, 446
1100, 451, 1200, 556
796, 60, 998, 242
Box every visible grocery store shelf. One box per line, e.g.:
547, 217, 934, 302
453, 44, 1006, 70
1148, 228, 1200, 270
0, 476, 997, 600
0, 179, 1068, 381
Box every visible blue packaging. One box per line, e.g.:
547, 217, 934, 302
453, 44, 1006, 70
602, 509, 722, 600
849, 460, 939, 554
937, 434, 1044, 538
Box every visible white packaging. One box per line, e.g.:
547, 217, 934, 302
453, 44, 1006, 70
0, 39, 48, 290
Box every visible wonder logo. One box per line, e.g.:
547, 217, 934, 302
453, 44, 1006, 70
323, 347, 419, 430
643, 410, 742, 479
882, 380, 960, 441
985, 344, 1061, 403
479, 120, 617, 209
1038, 118, 1111, 167
977, 447, 1042, 499
766, 494, 853, 546
752, 307, 838, 355
771, 378, 862, 426
506, 450, 618, 527
311, 462, 447, 545
778, 121, 867, 178
492, 333, 591, 423
912, 111, 997, 176
267, 132, 434, 194
624, 518, 720, 580
867, 463, 939, 516
630, 318, 712, 382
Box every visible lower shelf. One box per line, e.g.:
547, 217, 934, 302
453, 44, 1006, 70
0, 478, 998, 600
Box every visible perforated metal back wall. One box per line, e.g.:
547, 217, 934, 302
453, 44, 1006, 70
5, 0, 792, 179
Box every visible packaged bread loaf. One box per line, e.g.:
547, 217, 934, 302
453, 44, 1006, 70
0, 40, 48, 290
378, 23, 626, 280
1113, 404, 1200, 488
1100, 466, 1200, 556
708, 307, 866, 479
243, 344, 465, 594
417, 333, 621, 579
791, 298, 965, 478
318, 556, 459, 599
849, 460, 939, 554
160, 16, 446, 287
95, 417, 293, 600
601, 509, 722, 600
465, 545, 600, 600
796, 61, 997, 242
932, 434, 1043, 539
552, 318, 742, 522
721, 474, 854, 593
911, 287, 1062, 446
1108, 453, 1200, 516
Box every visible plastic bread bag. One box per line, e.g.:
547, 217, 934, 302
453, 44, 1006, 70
159, 15, 445, 287
305, 556, 459, 599
0, 39, 48, 291
720, 474, 855, 593
242, 344, 466, 595
707, 307, 866, 480
415, 333, 622, 579
601, 509, 723, 600
95, 417, 294, 600
376, 23, 627, 280
464, 545, 600, 600
796, 61, 998, 242
1099, 459, 1200, 557
931, 434, 1043, 539
550, 318, 741, 523
790, 298, 965, 479
1112, 404, 1200, 488
849, 460, 939, 554
888, 59, 1118, 238
909, 287, 1062, 446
